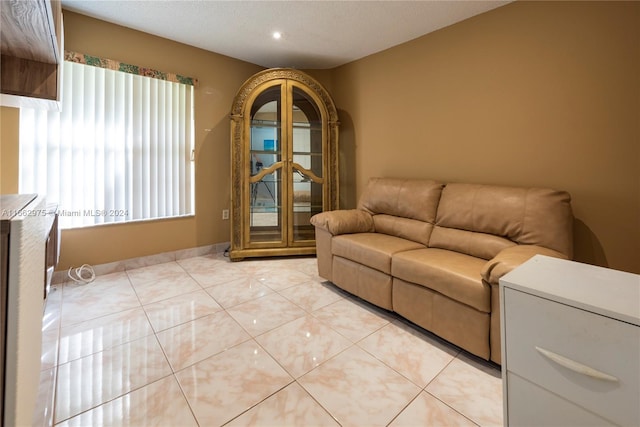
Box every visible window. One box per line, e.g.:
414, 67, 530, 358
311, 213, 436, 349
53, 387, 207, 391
19, 60, 195, 228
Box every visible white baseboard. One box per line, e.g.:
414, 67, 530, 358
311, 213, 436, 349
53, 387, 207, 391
52, 242, 230, 284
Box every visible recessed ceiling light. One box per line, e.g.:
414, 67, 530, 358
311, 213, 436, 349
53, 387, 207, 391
272, 31, 282, 40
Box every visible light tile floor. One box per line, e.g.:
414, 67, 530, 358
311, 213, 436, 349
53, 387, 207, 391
34, 253, 503, 427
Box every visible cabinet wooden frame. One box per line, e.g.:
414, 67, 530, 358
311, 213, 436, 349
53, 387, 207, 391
229, 69, 339, 261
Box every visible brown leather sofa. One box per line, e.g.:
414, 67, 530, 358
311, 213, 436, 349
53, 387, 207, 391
310, 178, 573, 364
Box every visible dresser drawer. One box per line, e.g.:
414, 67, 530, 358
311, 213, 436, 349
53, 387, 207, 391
503, 288, 640, 426
506, 372, 613, 427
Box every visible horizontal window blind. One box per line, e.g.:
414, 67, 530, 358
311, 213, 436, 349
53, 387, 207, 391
20, 60, 195, 228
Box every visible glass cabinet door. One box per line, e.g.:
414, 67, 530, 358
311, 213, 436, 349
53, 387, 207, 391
290, 85, 324, 244
248, 85, 284, 245
230, 69, 338, 261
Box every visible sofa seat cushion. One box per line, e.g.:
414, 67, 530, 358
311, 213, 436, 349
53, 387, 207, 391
392, 248, 490, 312
332, 233, 425, 274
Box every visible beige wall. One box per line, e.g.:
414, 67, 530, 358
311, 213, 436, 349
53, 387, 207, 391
0, 107, 19, 193
1, 11, 263, 269
2, 2, 638, 274
332, 1, 639, 274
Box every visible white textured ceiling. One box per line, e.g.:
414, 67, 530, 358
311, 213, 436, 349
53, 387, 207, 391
61, 0, 510, 69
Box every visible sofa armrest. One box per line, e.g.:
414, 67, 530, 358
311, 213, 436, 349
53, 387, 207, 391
481, 245, 569, 286
310, 210, 374, 236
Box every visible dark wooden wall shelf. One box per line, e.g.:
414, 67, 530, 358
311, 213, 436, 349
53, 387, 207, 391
0, 0, 63, 110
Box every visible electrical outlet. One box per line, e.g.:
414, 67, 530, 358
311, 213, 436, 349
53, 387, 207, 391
222, 209, 229, 220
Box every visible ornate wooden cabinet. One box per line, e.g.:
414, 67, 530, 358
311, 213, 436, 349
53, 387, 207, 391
230, 69, 339, 260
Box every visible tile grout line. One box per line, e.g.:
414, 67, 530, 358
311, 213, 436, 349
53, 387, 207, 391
205, 265, 350, 425
425, 389, 482, 427
42, 255, 501, 426
45, 254, 205, 424
49, 282, 64, 427
51, 267, 168, 424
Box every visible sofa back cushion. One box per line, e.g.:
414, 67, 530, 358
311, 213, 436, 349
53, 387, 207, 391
432, 183, 573, 259
429, 226, 516, 261
358, 178, 444, 246
371, 215, 434, 246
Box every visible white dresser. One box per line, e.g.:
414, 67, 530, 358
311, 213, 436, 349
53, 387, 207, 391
500, 255, 640, 427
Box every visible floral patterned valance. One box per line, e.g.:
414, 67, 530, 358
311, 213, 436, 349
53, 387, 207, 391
64, 51, 198, 86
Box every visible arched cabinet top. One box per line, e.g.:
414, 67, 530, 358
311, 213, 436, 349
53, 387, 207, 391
230, 68, 339, 124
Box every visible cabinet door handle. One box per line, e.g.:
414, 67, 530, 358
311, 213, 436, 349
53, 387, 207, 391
535, 346, 618, 382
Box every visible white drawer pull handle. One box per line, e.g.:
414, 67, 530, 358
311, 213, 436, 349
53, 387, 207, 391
535, 346, 619, 382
